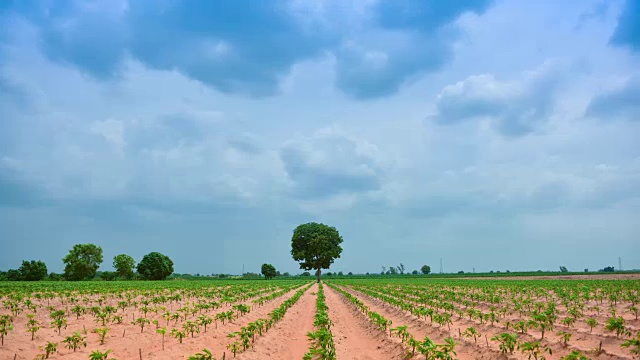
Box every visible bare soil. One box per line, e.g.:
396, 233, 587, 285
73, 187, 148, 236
323, 284, 407, 360
236, 283, 318, 360
0, 286, 304, 360
341, 286, 505, 360
387, 287, 638, 358
344, 286, 635, 359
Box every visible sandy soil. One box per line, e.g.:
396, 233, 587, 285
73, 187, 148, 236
236, 283, 318, 360
392, 291, 631, 358
0, 285, 305, 360
340, 286, 505, 360
345, 286, 635, 360
323, 284, 407, 360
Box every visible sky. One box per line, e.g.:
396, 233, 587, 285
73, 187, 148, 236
1, 0, 639, 276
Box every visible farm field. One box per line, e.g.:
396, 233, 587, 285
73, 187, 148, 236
1, 277, 639, 360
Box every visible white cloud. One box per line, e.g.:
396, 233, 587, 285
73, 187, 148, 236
432, 60, 571, 136
90, 118, 125, 150
587, 74, 640, 121
280, 127, 385, 200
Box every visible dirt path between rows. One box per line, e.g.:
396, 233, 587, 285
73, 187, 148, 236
324, 284, 407, 360
237, 283, 318, 360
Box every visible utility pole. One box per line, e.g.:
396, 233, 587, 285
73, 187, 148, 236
242, 264, 244, 275
439, 258, 443, 274
619, 257, 622, 271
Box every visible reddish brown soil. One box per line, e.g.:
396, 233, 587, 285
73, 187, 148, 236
394, 289, 638, 357
323, 284, 407, 360
236, 283, 318, 360
344, 286, 635, 360
340, 286, 505, 360
0, 287, 304, 360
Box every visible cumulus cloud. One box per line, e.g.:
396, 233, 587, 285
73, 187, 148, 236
1, 0, 494, 99
126, 2, 332, 97
280, 128, 383, 199
609, 0, 640, 52
334, 0, 493, 99
431, 61, 567, 136
587, 74, 640, 121
334, 30, 451, 99
0, 48, 283, 207
0, 1, 330, 97
227, 134, 263, 155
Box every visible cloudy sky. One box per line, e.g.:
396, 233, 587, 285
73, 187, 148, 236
1, 0, 639, 276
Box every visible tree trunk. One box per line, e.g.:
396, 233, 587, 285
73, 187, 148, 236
316, 268, 321, 283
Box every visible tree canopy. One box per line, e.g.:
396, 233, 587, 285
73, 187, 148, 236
18, 260, 48, 281
291, 222, 343, 282
113, 254, 136, 279
261, 264, 277, 279
421, 265, 431, 274
63, 244, 104, 281
136, 252, 174, 280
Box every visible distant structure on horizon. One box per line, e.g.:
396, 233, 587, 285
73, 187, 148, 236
439, 258, 443, 274
619, 257, 622, 271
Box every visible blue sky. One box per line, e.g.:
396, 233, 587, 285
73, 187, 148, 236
1, 0, 639, 275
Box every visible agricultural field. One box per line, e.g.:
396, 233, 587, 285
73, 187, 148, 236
1, 277, 639, 360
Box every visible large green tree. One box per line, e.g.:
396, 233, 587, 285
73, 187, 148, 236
18, 260, 48, 281
137, 252, 174, 280
291, 222, 343, 283
63, 244, 103, 281
113, 254, 136, 280
261, 264, 277, 280
421, 265, 431, 275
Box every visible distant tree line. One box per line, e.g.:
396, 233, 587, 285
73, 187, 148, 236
0, 260, 48, 281
0, 238, 629, 282
378, 264, 431, 276
0, 243, 174, 281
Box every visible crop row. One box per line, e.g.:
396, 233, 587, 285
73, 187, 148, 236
0, 279, 309, 299
326, 282, 465, 359
226, 283, 313, 356
304, 282, 336, 360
